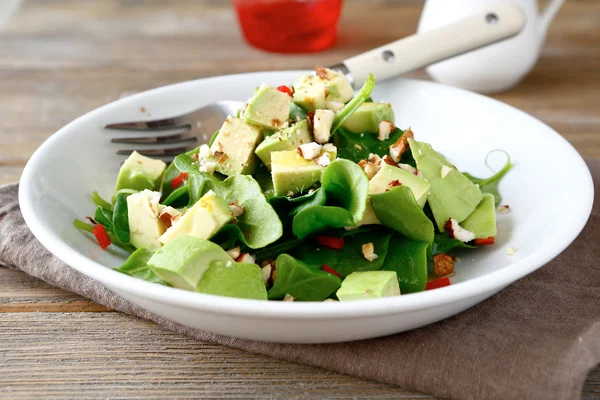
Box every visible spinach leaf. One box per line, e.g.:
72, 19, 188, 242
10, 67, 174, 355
94, 206, 114, 231
331, 73, 375, 133
162, 185, 189, 207
383, 235, 428, 294
290, 188, 327, 215
209, 129, 219, 146
253, 237, 305, 263
92, 191, 112, 211
432, 233, 478, 255
192, 175, 283, 249
291, 159, 368, 239
112, 194, 130, 243
267, 254, 341, 301
173, 153, 200, 173
463, 151, 512, 205
210, 224, 247, 251
117, 248, 167, 285
334, 126, 416, 167
161, 146, 200, 199
289, 103, 307, 120
371, 186, 434, 244
296, 228, 393, 277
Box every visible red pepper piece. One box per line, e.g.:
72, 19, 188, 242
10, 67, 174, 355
425, 276, 451, 290
317, 235, 344, 250
321, 264, 341, 278
170, 172, 189, 189
92, 224, 111, 250
276, 85, 293, 96
474, 237, 495, 246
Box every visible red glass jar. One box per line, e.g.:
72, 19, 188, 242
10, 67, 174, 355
233, 0, 343, 53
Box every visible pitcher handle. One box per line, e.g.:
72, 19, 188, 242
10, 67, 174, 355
539, 0, 565, 37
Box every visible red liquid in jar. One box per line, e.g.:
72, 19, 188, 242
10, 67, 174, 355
234, 0, 343, 53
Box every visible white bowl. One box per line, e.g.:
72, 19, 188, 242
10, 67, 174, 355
19, 72, 594, 343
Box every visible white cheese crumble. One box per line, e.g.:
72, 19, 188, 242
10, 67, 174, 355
449, 218, 476, 242
378, 120, 395, 141
198, 144, 210, 159
313, 109, 335, 144
298, 142, 322, 160
441, 165, 453, 179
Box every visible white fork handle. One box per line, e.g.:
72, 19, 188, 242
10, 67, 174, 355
335, 3, 526, 87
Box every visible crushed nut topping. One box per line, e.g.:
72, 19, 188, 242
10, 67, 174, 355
398, 163, 417, 175
227, 246, 241, 260
362, 242, 378, 262
497, 205, 510, 214
378, 120, 395, 141
298, 142, 322, 160
354, 144, 363, 150
507, 247, 518, 256
158, 206, 181, 228
389, 127, 414, 162
283, 293, 295, 302
358, 160, 380, 180
389, 179, 402, 188
315, 65, 329, 80
199, 161, 216, 174
381, 155, 398, 167
261, 264, 272, 283
433, 253, 456, 277
445, 218, 476, 242
228, 200, 245, 217
236, 253, 255, 264
316, 153, 331, 167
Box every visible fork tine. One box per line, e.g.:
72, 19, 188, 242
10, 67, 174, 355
111, 131, 199, 145
105, 116, 191, 131
115, 144, 198, 158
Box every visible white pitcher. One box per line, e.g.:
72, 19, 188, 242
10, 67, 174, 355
417, 0, 564, 93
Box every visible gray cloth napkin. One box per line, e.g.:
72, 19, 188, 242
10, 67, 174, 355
1, 160, 599, 400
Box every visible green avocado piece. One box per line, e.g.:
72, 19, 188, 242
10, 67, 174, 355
148, 236, 232, 291
271, 150, 324, 196
369, 164, 430, 208
210, 116, 263, 176
116, 151, 166, 192
255, 120, 313, 168
460, 193, 497, 239
159, 190, 233, 245
342, 102, 395, 133
127, 190, 166, 250
292, 75, 326, 111
336, 271, 400, 301
196, 260, 267, 300
321, 67, 354, 104
244, 83, 292, 129
409, 139, 482, 230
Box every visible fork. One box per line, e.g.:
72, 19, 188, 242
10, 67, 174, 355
105, 3, 525, 162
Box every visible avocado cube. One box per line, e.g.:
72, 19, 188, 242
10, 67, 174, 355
116, 151, 166, 192
348, 198, 381, 229
255, 120, 313, 169
461, 193, 497, 239
321, 67, 354, 104
342, 102, 395, 134
243, 83, 292, 129
292, 75, 326, 111
369, 164, 430, 208
336, 271, 401, 301
271, 150, 324, 196
210, 117, 263, 176
127, 190, 167, 250
159, 190, 233, 245
196, 261, 267, 300
409, 139, 482, 230
148, 236, 232, 291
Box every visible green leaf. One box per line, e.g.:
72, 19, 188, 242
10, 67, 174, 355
117, 248, 168, 285
192, 175, 283, 249
160, 146, 200, 200
432, 233, 478, 255
334, 126, 416, 167
112, 194, 130, 243
253, 237, 305, 263
370, 186, 434, 244
291, 159, 368, 239
382, 235, 428, 294
267, 254, 341, 301
289, 103, 307, 120
162, 185, 189, 207
92, 191, 112, 211
94, 206, 113, 231
331, 73, 376, 133
463, 150, 512, 205
296, 229, 393, 277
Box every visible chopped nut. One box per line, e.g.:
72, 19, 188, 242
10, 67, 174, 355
316, 153, 331, 167
298, 142, 322, 160
378, 120, 395, 141
445, 218, 476, 242
381, 155, 398, 167
398, 163, 417, 174
389, 127, 414, 162
261, 264, 272, 283
354, 144, 363, 150
228, 200, 245, 217
236, 253, 255, 264
315, 65, 329, 80
286, 190, 294, 197
389, 179, 402, 188
322, 298, 339, 302
190, 152, 199, 162
158, 206, 182, 228
362, 242, 378, 262
368, 153, 381, 164
433, 253, 455, 276
227, 246, 241, 260
440, 165, 453, 179
283, 293, 295, 302
497, 205, 510, 214
507, 247, 518, 256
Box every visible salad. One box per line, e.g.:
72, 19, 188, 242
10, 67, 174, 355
75, 67, 511, 302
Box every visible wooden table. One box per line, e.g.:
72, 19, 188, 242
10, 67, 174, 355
0, 0, 598, 398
